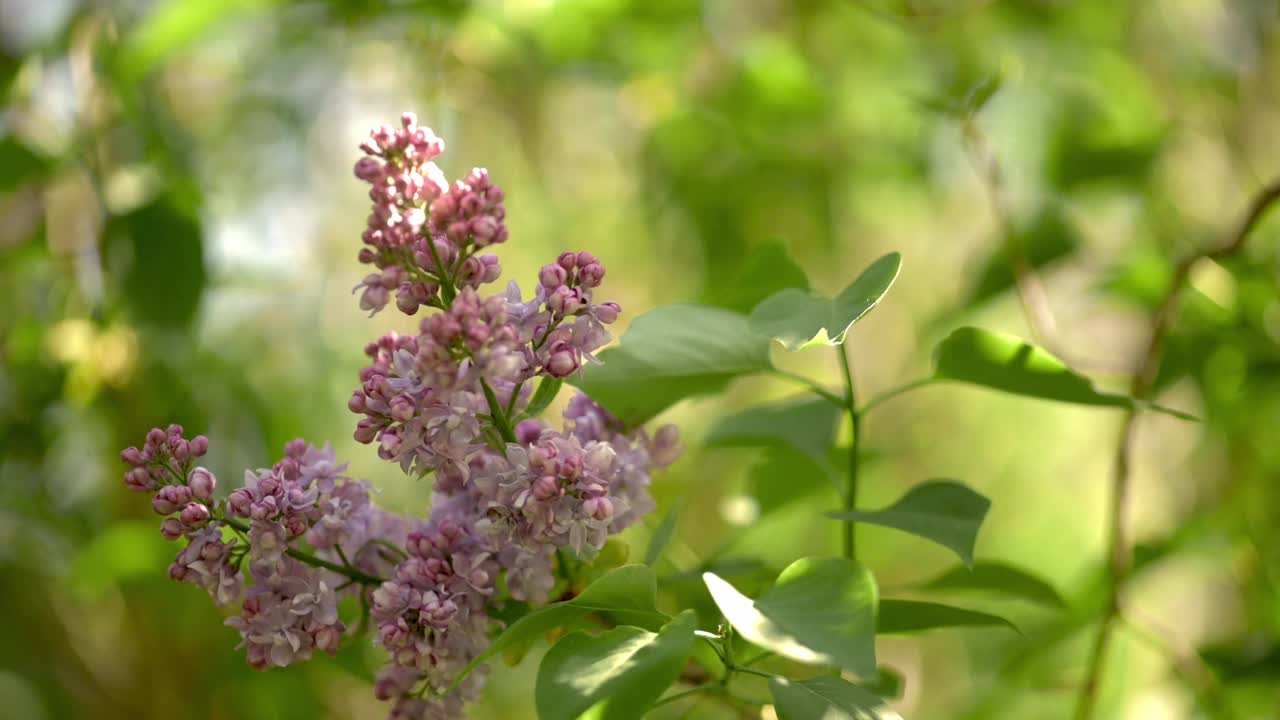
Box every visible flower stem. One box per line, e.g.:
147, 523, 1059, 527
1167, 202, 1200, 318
837, 346, 861, 560
221, 517, 387, 586
771, 368, 844, 407
480, 378, 518, 444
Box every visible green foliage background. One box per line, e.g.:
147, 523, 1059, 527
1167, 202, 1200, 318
2, 0, 1280, 718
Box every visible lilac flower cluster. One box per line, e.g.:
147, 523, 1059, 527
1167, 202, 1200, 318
118, 115, 682, 720
121, 429, 405, 669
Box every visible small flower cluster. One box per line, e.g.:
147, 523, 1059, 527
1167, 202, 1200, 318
120, 429, 406, 669
118, 115, 682, 720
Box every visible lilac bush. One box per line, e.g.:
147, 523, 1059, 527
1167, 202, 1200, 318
119, 114, 679, 719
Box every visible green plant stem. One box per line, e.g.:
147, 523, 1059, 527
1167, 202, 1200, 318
837, 346, 861, 560
859, 377, 932, 415
1073, 179, 1280, 720
651, 685, 722, 708
772, 369, 844, 407
221, 517, 386, 586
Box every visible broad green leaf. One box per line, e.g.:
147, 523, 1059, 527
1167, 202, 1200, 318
578, 539, 632, 587
919, 561, 1066, 608
644, 505, 681, 566
105, 194, 207, 328
535, 611, 696, 720
749, 252, 901, 351
705, 396, 841, 465
705, 240, 810, 313
827, 480, 990, 567
447, 565, 669, 691
877, 599, 1017, 634
571, 304, 773, 427
932, 327, 1196, 420
704, 557, 878, 678
770, 676, 903, 720
749, 448, 834, 515
521, 377, 563, 420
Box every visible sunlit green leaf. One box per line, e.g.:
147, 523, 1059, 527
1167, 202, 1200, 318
705, 396, 841, 465
448, 565, 669, 691
769, 676, 903, 720
749, 253, 901, 351
827, 480, 989, 566
704, 557, 878, 677
878, 599, 1017, 634
920, 561, 1066, 608
571, 305, 773, 427
535, 611, 696, 720
932, 327, 1195, 419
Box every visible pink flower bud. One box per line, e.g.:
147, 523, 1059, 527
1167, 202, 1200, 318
160, 518, 184, 541
532, 475, 561, 501
189, 435, 209, 457
146, 428, 167, 447
348, 391, 368, 414
188, 467, 216, 500
557, 251, 578, 271
583, 496, 613, 521
169, 437, 190, 462
539, 263, 568, 289
354, 418, 380, 444
354, 156, 383, 182
546, 350, 580, 378
152, 485, 193, 515
229, 488, 254, 516
515, 420, 545, 445
180, 502, 210, 527
120, 446, 144, 465
125, 467, 156, 492
578, 262, 606, 287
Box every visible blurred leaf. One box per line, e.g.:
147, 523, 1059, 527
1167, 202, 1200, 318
749, 253, 901, 351
535, 611, 696, 720
116, 0, 279, 80
749, 448, 833, 515
0, 136, 54, 193
861, 665, 905, 699
105, 193, 207, 328
1048, 133, 1164, 190
69, 521, 172, 597
966, 207, 1080, 307
932, 327, 1195, 419
571, 305, 772, 427
769, 676, 902, 720
704, 557, 878, 677
878, 599, 1017, 634
919, 562, 1066, 608
827, 480, 990, 567
521, 377, 563, 420
705, 396, 841, 465
705, 240, 810, 313
965, 74, 1002, 114
448, 565, 669, 691
644, 505, 680, 566
579, 539, 632, 587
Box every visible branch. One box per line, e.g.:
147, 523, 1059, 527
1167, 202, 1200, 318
1073, 178, 1280, 720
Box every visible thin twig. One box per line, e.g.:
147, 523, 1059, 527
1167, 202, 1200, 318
838, 346, 862, 560
1073, 179, 1280, 720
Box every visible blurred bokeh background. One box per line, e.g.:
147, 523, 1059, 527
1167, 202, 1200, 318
3, 0, 1280, 718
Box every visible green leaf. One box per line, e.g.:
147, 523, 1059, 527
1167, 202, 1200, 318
0, 136, 55, 193
932, 327, 1196, 419
570, 304, 773, 427
827, 480, 990, 567
877, 599, 1017, 634
919, 561, 1066, 608
705, 396, 841, 465
769, 676, 903, 720
749, 252, 901, 351
447, 565, 669, 692
704, 557, 878, 678
861, 665, 905, 699
521, 377, 563, 420
705, 240, 810, 313
644, 505, 681, 566
535, 611, 697, 720
749, 448, 834, 515
105, 194, 207, 328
